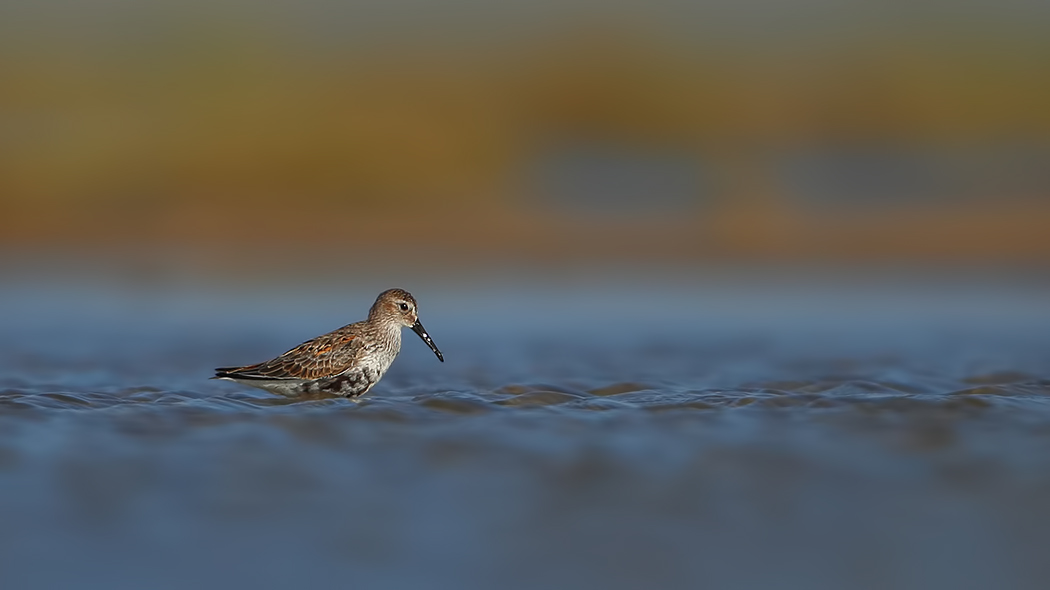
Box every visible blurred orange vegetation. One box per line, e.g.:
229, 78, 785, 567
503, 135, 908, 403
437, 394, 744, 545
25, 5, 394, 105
1, 19, 1049, 263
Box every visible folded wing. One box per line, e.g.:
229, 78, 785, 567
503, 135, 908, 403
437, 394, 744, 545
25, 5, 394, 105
215, 330, 362, 381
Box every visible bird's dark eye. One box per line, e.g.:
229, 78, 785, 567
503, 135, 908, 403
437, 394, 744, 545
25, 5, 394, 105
399, 303, 409, 312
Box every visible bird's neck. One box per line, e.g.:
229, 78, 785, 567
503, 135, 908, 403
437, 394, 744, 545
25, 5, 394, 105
378, 320, 402, 349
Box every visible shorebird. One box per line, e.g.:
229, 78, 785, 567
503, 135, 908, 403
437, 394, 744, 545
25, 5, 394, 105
213, 288, 443, 397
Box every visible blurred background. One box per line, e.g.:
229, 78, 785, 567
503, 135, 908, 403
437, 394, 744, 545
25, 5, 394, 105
2, 0, 1048, 271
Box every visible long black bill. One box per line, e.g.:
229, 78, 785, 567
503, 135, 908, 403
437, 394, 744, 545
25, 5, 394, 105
411, 319, 444, 362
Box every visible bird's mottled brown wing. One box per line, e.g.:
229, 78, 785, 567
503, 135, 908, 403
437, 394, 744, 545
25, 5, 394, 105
218, 327, 363, 381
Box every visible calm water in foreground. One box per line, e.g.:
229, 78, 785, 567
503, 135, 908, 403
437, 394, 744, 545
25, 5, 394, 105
2, 267, 1050, 590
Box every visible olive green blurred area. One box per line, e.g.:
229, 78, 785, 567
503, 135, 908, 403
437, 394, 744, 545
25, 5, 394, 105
2, 0, 1049, 264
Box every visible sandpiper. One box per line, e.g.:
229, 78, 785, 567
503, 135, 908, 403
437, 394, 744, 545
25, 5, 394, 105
213, 288, 443, 397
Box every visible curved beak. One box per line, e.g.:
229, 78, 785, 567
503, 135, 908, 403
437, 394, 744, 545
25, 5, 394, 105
411, 319, 444, 362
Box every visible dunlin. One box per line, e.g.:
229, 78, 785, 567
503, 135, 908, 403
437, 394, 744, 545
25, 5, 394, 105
214, 288, 443, 397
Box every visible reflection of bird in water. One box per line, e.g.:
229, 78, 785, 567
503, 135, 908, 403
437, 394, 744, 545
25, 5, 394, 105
214, 288, 443, 397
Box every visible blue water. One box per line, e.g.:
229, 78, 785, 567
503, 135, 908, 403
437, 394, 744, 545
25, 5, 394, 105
2, 267, 1050, 590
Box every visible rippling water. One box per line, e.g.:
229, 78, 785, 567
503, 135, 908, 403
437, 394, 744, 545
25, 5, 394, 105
3, 268, 1050, 590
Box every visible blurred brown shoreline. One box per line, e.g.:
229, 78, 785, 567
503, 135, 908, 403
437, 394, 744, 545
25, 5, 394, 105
2, 14, 1048, 264
3, 197, 1050, 266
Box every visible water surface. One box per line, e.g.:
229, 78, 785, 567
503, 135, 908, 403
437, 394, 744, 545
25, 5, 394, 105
2, 268, 1050, 590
